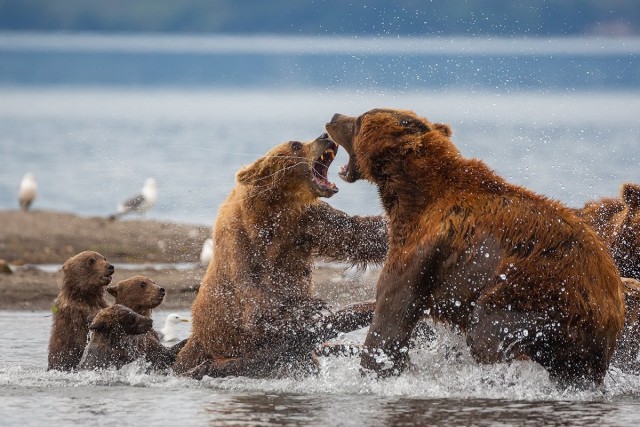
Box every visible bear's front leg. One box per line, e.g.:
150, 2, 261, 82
361, 263, 427, 377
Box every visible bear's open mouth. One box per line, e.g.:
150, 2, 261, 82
312, 141, 339, 194
102, 268, 114, 284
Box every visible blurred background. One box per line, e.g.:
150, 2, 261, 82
1, 0, 638, 224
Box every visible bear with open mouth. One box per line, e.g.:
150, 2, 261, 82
326, 108, 624, 388
173, 133, 388, 379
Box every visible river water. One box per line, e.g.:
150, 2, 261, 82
2, 310, 640, 426
1, 33, 640, 425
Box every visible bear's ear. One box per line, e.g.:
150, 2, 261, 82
89, 317, 109, 333
236, 158, 273, 186
622, 183, 640, 211
434, 123, 453, 137
397, 114, 431, 135
106, 285, 118, 297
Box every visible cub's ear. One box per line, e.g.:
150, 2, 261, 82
622, 183, 640, 211
89, 316, 109, 333
236, 158, 272, 185
106, 285, 118, 297
434, 123, 453, 137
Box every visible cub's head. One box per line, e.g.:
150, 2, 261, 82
612, 183, 640, 279
89, 304, 153, 336
236, 134, 339, 203
62, 250, 115, 291
325, 108, 454, 184
107, 275, 165, 314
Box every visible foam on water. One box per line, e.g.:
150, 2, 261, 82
2, 319, 639, 402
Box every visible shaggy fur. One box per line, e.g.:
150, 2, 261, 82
611, 277, 640, 373
173, 134, 388, 379
326, 108, 624, 387
78, 304, 153, 370
48, 251, 114, 371
107, 275, 185, 371
107, 275, 165, 317
576, 183, 640, 280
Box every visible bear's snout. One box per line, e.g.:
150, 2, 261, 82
159, 287, 165, 294
106, 264, 114, 273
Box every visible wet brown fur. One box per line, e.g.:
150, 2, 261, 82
48, 250, 114, 371
107, 275, 165, 317
576, 183, 640, 280
326, 108, 624, 387
106, 275, 185, 371
611, 278, 640, 373
173, 135, 388, 378
78, 304, 153, 370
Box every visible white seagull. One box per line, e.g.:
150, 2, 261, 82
157, 313, 190, 343
17, 172, 37, 211
109, 178, 158, 220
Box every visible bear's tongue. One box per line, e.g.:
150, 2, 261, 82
313, 148, 338, 192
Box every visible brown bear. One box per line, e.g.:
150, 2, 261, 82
78, 304, 153, 370
48, 250, 115, 371
106, 275, 185, 371
611, 277, 640, 373
326, 108, 624, 387
107, 275, 166, 317
173, 134, 388, 379
575, 183, 640, 280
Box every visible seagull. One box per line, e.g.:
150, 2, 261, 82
17, 172, 37, 211
199, 238, 214, 267
109, 178, 158, 220
157, 313, 190, 343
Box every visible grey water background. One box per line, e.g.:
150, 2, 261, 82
2, 33, 640, 425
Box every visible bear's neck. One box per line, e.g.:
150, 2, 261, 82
62, 280, 108, 306
377, 155, 508, 226
134, 307, 152, 317
241, 185, 318, 213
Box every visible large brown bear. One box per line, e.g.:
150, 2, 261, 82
48, 250, 114, 371
173, 134, 388, 379
78, 304, 153, 370
107, 275, 185, 371
326, 108, 624, 387
575, 183, 640, 280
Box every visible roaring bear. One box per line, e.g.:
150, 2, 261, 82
107, 275, 185, 371
173, 134, 388, 379
326, 109, 624, 387
576, 183, 640, 280
48, 251, 114, 371
78, 304, 153, 370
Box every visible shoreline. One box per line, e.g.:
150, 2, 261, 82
0, 210, 378, 310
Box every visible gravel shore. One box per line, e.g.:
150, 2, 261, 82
0, 210, 378, 310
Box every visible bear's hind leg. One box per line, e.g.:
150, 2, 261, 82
467, 302, 609, 388
466, 303, 539, 364
172, 337, 210, 375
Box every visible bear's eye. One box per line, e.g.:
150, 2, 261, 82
290, 141, 303, 152
140, 282, 147, 289
87, 258, 96, 266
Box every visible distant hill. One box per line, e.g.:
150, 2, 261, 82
0, 0, 637, 36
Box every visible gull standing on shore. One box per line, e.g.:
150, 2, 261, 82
109, 178, 158, 220
17, 172, 37, 211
